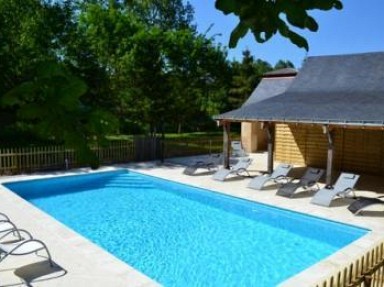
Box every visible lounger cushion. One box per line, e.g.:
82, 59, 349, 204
183, 155, 222, 176
333, 173, 359, 191
212, 169, 231, 181
310, 187, 339, 207
212, 158, 252, 181
276, 168, 324, 198
231, 141, 247, 157
276, 182, 300, 198
247, 176, 271, 190
311, 172, 359, 207
183, 166, 198, 175
248, 163, 292, 191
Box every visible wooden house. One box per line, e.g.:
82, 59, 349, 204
214, 52, 384, 184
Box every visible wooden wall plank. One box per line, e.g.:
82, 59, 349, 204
275, 124, 384, 175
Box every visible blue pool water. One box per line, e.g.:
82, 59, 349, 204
5, 170, 368, 286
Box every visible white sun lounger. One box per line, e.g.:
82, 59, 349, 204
247, 164, 293, 190
212, 158, 252, 181
0, 229, 54, 266
231, 141, 248, 157
311, 173, 359, 207
0, 220, 19, 237
0, 213, 22, 239
0, 213, 10, 222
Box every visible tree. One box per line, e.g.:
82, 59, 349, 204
0, 1, 118, 166
228, 50, 271, 109
215, 0, 343, 50
69, 1, 142, 113
122, 27, 230, 134
129, 0, 195, 30
1, 61, 118, 167
123, 28, 169, 134
0, 0, 68, 95
0, 0, 74, 143
274, 60, 295, 69
164, 30, 230, 132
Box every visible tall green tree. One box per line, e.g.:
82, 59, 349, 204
162, 29, 230, 132
0, 0, 68, 95
2, 62, 118, 167
228, 50, 272, 109
0, 0, 73, 142
70, 1, 141, 112
124, 28, 169, 134
129, 0, 195, 30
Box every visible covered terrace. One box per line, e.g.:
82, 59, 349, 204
214, 52, 384, 186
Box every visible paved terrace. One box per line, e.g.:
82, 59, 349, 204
0, 152, 383, 286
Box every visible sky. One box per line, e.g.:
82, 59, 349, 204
188, 0, 384, 68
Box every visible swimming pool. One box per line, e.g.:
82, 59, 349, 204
4, 170, 368, 286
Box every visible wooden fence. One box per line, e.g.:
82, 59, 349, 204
0, 137, 223, 175
316, 241, 384, 287
164, 138, 223, 158
0, 141, 135, 175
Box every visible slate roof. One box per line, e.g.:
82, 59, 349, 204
242, 77, 295, 107
214, 52, 384, 127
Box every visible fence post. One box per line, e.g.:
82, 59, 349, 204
363, 275, 372, 287
160, 133, 165, 163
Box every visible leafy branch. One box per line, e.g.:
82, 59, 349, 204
215, 0, 343, 50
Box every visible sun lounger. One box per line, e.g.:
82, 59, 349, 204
212, 158, 252, 181
0, 229, 54, 266
0, 220, 19, 237
0, 212, 54, 266
0, 213, 10, 222
347, 196, 384, 215
311, 173, 359, 207
247, 164, 293, 190
231, 141, 247, 157
183, 154, 222, 175
0, 213, 21, 239
276, 167, 324, 198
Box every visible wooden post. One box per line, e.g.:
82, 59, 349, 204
223, 121, 231, 169
265, 122, 275, 174
323, 125, 334, 187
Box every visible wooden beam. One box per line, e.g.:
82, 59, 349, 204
223, 121, 231, 169
323, 125, 334, 186
265, 122, 275, 174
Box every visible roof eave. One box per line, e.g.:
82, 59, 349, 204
214, 117, 384, 128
